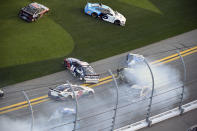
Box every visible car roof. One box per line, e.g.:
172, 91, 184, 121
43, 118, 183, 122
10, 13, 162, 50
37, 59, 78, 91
22, 6, 37, 15
89, 3, 110, 9
68, 58, 80, 63
67, 58, 90, 66
79, 61, 89, 66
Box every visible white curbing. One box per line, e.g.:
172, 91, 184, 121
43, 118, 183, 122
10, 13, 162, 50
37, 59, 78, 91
115, 100, 197, 131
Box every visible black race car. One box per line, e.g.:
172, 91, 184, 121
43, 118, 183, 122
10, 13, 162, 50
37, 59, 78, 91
19, 2, 49, 22
64, 58, 99, 83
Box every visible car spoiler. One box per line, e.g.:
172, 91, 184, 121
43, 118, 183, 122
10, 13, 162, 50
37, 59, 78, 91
84, 74, 100, 83
85, 74, 99, 77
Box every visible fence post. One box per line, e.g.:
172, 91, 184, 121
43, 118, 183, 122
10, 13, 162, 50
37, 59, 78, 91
67, 81, 78, 131
22, 91, 34, 131
108, 70, 119, 131
177, 50, 186, 115
143, 59, 155, 127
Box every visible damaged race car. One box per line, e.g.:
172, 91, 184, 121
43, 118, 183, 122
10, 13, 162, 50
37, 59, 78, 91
19, 2, 49, 22
48, 107, 76, 122
64, 58, 100, 83
126, 53, 145, 68
117, 53, 145, 84
48, 83, 95, 100
84, 3, 126, 26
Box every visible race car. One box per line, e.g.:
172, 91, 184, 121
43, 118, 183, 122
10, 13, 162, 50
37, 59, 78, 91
84, 3, 126, 26
48, 107, 76, 122
19, 2, 49, 22
0, 89, 4, 97
48, 83, 95, 100
64, 58, 99, 83
126, 53, 145, 68
117, 53, 145, 84
47, 107, 79, 130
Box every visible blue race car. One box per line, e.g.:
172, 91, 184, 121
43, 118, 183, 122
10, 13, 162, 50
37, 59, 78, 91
84, 3, 126, 26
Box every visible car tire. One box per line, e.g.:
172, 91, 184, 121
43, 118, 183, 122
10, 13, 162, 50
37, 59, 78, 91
88, 91, 94, 95
0, 93, 4, 97
48, 91, 51, 97
114, 20, 120, 25
67, 95, 72, 100
102, 15, 108, 20
91, 13, 98, 18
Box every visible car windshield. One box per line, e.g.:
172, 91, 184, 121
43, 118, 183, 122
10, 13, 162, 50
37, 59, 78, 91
56, 84, 69, 91
74, 87, 84, 91
83, 66, 96, 75
108, 7, 115, 15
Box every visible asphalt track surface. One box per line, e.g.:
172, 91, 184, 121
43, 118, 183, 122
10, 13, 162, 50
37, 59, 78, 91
0, 29, 197, 131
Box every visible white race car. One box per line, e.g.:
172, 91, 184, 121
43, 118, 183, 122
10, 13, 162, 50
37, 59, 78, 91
84, 3, 126, 26
48, 83, 94, 100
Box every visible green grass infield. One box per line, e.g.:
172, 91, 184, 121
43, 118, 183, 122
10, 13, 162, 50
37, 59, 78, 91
0, 0, 197, 87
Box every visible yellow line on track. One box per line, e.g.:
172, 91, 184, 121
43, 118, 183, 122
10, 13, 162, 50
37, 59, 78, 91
1, 46, 197, 114
155, 48, 197, 65
151, 46, 197, 64
0, 95, 48, 111
0, 75, 113, 113
0, 99, 49, 115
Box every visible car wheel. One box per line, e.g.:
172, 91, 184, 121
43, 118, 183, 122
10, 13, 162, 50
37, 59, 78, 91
91, 13, 98, 18
102, 15, 108, 20
0, 93, 4, 97
67, 95, 72, 100
48, 91, 51, 97
88, 91, 94, 95
114, 20, 120, 25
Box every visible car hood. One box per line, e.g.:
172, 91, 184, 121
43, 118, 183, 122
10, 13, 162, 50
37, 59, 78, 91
114, 11, 126, 22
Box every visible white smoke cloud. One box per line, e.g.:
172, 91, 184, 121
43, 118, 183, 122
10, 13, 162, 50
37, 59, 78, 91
122, 64, 181, 87
121, 62, 184, 97
0, 113, 75, 131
